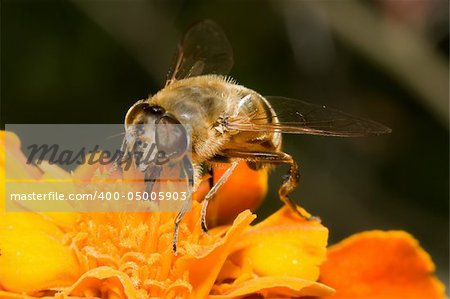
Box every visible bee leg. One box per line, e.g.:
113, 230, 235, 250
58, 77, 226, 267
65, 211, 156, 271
110, 136, 130, 176
208, 168, 214, 189
276, 154, 319, 222
222, 150, 319, 222
183, 155, 195, 189
173, 197, 190, 254
144, 165, 162, 194
173, 156, 195, 253
201, 160, 239, 233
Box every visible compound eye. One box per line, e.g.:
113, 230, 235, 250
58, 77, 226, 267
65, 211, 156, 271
155, 115, 188, 160
143, 105, 165, 115
125, 103, 166, 126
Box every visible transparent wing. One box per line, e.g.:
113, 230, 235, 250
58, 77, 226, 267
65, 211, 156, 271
165, 20, 233, 86
228, 96, 392, 137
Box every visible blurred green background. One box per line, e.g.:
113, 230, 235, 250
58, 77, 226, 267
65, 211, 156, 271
1, 0, 448, 285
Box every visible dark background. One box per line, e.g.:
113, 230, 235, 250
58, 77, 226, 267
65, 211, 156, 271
1, 0, 448, 285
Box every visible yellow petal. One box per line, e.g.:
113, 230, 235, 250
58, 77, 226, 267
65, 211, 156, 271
0, 212, 81, 292
1, 132, 79, 227
1, 131, 41, 181
1, 131, 41, 213
36, 212, 79, 230
31, 162, 80, 226
227, 205, 328, 281
0, 131, 82, 292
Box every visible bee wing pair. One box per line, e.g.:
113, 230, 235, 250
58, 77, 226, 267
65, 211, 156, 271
166, 20, 391, 136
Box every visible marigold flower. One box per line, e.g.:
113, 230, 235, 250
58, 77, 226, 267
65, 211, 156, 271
0, 131, 332, 298
0, 131, 446, 299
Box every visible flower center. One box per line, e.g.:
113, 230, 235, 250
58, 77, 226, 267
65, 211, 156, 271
66, 211, 204, 298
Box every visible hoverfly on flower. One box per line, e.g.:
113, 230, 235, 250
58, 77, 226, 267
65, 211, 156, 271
118, 20, 391, 252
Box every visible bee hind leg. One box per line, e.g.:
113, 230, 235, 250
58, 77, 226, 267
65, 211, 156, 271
277, 153, 320, 222
222, 150, 319, 222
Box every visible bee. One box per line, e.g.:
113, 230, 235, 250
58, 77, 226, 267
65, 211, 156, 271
121, 20, 391, 252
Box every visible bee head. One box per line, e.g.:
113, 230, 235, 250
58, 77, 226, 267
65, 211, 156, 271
124, 102, 189, 162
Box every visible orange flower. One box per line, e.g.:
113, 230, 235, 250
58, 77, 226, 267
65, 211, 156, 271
0, 131, 332, 298
0, 131, 446, 299
320, 230, 446, 299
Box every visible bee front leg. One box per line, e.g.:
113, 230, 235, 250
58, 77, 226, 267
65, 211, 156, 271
222, 150, 319, 222
200, 160, 239, 233
144, 165, 162, 194
173, 197, 190, 254
173, 155, 195, 253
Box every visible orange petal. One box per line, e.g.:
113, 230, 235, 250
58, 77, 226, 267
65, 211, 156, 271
174, 209, 256, 299
320, 230, 446, 299
226, 205, 328, 282
64, 266, 137, 299
194, 161, 268, 227
210, 276, 334, 298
